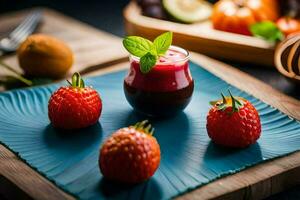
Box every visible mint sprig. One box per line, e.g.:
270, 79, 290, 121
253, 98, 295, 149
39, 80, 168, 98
123, 32, 173, 74
250, 21, 284, 42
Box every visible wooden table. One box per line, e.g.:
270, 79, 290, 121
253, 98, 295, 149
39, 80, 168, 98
0, 8, 300, 200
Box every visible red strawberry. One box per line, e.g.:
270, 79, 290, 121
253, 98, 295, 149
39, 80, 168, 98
99, 120, 161, 184
206, 91, 261, 148
48, 72, 102, 130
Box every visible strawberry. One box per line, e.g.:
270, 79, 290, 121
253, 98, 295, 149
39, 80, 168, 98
206, 91, 261, 148
48, 72, 102, 130
99, 120, 161, 184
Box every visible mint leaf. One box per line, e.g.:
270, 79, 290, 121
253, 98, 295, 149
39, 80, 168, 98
250, 21, 284, 42
123, 36, 154, 57
154, 32, 173, 55
122, 32, 173, 73
140, 52, 157, 74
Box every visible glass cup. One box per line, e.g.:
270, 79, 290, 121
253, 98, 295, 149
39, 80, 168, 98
123, 45, 194, 117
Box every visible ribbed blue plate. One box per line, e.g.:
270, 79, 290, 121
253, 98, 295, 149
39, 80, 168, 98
0, 62, 300, 200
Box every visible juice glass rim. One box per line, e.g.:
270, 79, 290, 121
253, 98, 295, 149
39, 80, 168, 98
129, 45, 190, 65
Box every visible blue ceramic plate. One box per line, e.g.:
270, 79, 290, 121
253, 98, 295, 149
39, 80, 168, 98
0, 62, 300, 200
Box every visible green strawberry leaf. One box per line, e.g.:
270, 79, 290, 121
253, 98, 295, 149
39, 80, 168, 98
71, 72, 85, 88
250, 21, 284, 42
123, 36, 154, 57
154, 31, 173, 56
80, 78, 85, 88
209, 100, 218, 106
72, 72, 78, 87
140, 52, 157, 74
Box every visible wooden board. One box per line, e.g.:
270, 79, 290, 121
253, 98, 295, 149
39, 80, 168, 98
123, 1, 276, 66
1, 54, 300, 200
0, 8, 128, 79
1, 7, 300, 200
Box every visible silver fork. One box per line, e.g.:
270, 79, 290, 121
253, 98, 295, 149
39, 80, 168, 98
0, 10, 42, 56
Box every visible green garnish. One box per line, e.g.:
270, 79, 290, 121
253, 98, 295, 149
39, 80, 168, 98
140, 52, 157, 74
153, 31, 173, 56
123, 32, 173, 74
122, 36, 154, 57
250, 21, 284, 42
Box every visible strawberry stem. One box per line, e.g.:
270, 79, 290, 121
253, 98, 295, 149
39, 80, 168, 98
221, 93, 226, 104
132, 120, 154, 135
68, 72, 85, 88
67, 80, 72, 86
213, 92, 227, 111
228, 90, 243, 113
210, 90, 244, 113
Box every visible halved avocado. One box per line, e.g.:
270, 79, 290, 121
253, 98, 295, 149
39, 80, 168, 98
162, 0, 212, 23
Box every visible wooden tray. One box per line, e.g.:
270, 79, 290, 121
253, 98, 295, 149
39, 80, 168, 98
2, 54, 300, 200
1, 7, 300, 200
124, 1, 276, 66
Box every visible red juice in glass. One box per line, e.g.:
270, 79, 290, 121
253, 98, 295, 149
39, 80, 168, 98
123, 46, 194, 117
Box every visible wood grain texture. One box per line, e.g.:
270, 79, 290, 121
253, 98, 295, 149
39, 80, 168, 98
123, 1, 275, 66
176, 151, 300, 200
0, 7, 128, 78
0, 145, 75, 200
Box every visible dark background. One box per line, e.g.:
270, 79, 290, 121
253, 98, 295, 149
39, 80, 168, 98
0, 0, 299, 200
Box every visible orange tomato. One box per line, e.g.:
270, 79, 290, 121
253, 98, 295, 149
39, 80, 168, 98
276, 17, 300, 37
212, 0, 280, 35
